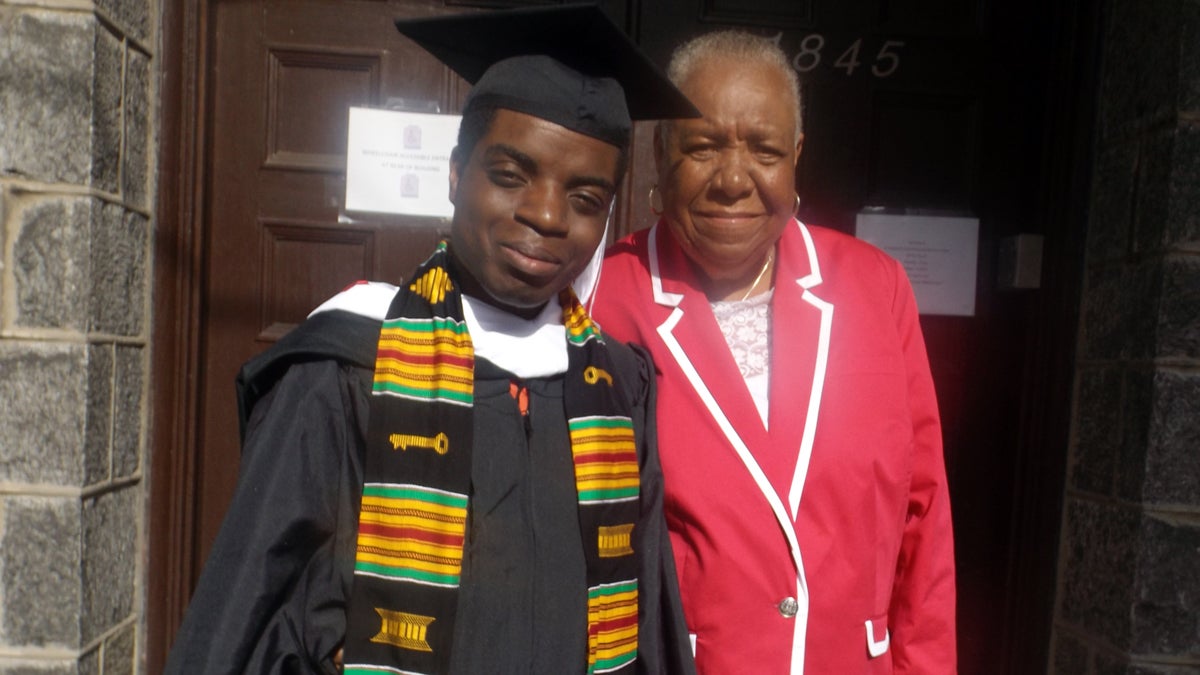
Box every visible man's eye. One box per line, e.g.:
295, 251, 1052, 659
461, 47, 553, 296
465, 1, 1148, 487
685, 145, 716, 160
489, 169, 524, 186
570, 192, 607, 214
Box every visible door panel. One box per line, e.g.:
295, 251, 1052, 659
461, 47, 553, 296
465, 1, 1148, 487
196, 0, 461, 578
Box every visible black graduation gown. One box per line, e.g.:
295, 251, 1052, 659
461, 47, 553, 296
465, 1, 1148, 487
164, 310, 694, 675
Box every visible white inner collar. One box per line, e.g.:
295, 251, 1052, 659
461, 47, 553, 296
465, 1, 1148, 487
461, 295, 567, 378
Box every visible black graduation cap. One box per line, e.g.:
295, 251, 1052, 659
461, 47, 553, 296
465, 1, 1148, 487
394, 3, 700, 148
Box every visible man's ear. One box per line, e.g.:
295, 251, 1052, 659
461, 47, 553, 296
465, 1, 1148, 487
448, 148, 462, 204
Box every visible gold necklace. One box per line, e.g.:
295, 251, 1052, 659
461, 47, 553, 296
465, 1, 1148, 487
740, 248, 774, 301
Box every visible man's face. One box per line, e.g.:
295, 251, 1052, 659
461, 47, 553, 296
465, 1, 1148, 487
448, 109, 620, 317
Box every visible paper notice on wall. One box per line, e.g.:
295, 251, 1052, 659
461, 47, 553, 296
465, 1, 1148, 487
345, 107, 461, 218
855, 212, 979, 316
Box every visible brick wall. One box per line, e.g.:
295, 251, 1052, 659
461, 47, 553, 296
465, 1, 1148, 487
1051, 0, 1200, 672
0, 0, 153, 672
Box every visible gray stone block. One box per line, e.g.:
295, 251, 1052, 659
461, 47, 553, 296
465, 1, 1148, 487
1165, 126, 1200, 247
1059, 498, 1139, 648
101, 624, 135, 675
1088, 141, 1135, 264
1158, 255, 1200, 359
1099, 0, 1182, 137
1052, 630, 1091, 674
1137, 126, 1200, 253
1081, 262, 1160, 361
1143, 370, 1200, 506
122, 48, 150, 208
1071, 367, 1121, 495
0, 496, 82, 647
1131, 515, 1200, 655
15, 198, 92, 331
96, 0, 149, 44
84, 343, 114, 485
1081, 265, 1127, 360
1117, 369, 1154, 502
80, 489, 137, 643
1094, 653, 1200, 675
0, 342, 86, 485
0, 9, 94, 184
1183, 1, 1200, 112
113, 345, 143, 478
89, 204, 146, 336
76, 646, 100, 675
1134, 128, 1174, 255
90, 24, 122, 195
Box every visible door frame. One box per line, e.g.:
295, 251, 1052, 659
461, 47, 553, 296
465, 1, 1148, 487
147, 1, 1100, 672
148, 0, 210, 670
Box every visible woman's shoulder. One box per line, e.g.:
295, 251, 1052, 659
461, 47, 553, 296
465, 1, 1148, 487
800, 222, 905, 278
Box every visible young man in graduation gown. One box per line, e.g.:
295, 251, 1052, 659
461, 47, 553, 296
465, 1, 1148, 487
163, 6, 699, 674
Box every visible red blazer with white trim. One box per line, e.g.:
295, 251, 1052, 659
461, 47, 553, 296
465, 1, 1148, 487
592, 219, 956, 675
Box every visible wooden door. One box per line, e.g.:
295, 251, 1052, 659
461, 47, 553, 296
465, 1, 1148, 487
634, 1, 1065, 674
195, 0, 463, 576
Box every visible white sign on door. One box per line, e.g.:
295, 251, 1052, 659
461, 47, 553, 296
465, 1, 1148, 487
855, 212, 979, 317
345, 107, 461, 219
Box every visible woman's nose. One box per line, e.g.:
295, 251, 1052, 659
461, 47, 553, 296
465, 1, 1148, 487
709, 151, 754, 200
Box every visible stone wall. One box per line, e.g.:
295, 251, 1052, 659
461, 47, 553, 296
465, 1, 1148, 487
1051, 0, 1200, 672
0, 0, 153, 672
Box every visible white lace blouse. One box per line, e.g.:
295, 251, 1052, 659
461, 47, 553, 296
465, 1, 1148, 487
710, 289, 773, 427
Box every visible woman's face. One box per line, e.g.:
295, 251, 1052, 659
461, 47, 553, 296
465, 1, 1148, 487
656, 57, 802, 289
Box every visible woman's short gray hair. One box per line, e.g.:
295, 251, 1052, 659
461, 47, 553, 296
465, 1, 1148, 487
665, 30, 803, 139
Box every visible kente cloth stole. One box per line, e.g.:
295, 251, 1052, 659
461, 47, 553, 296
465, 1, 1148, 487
342, 243, 641, 675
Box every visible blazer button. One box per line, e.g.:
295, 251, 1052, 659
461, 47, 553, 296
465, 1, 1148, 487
777, 597, 799, 618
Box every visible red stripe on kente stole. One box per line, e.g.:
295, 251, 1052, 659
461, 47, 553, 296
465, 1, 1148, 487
358, 523, 465, 547
373, 368, 473, 386
594, 616, 638, 633
578, 472, 639, 481
356, 545, 459, 566
574, 449, 636, 461
375, 350, 473, 367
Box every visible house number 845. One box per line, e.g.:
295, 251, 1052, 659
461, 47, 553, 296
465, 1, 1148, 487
786, 35, 906, 78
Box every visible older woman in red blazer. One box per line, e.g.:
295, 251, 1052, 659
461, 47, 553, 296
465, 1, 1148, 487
592, 30, 957, 674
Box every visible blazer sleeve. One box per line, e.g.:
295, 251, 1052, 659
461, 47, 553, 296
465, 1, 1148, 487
625, 344, 697, 675
886, 265, 958, 674
164, 360, 371, 675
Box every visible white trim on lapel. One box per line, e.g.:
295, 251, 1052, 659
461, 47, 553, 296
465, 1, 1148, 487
787, 222, 834, 519
648, 223, 684, 308
648, 222, 810, 675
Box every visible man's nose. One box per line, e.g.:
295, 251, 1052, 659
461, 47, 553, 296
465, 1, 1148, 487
515, 182, 568, 234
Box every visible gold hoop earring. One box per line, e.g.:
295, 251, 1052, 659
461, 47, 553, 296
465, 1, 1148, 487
793, 193, 801, 216
649, 184, 663, 216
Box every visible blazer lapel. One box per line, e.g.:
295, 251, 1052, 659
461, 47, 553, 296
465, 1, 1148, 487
769, 221, 833, 519
649, 224, 769, 449
648, 222, 816, 649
